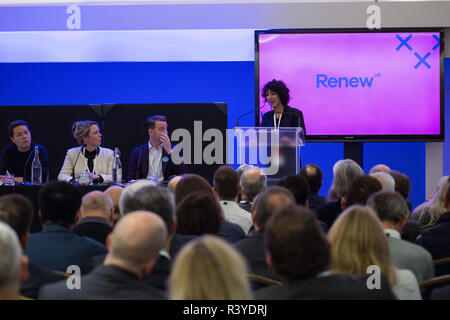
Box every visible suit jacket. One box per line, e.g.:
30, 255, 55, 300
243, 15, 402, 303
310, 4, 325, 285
20, 262, 66, 299
84, 252, 171, 291
260, 105, 306, 135
72, 216, 113, 246
39, 265, 167, 300
416, 211, 450, 260
386, 231, 434, 283
25, 224, 107, 273
255, 273, 396, 300
219, 220, 246, 244
58, 146, 114, 183
128, 143, 187, 181
314, 198, 343, 229
234, 231, 279, 281
308, 194, 327, 210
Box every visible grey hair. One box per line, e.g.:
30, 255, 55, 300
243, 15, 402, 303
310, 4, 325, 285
368, 191, 409, 224
370, 172, 396, 192
236, 164, 256, 178
0, 221, 22, 293
328, 159, 364, 201
240, 168, 267, 201
72, 120, 99, 145
119, 182, 175, 233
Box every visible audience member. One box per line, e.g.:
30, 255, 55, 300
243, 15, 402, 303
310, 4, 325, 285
413, 176, 450, 227
0, 194, 64, 299
25, 181, 107, 273
300, 163, 327, 209
239, 167, 266, 212
39, 211, 167, 300
343, 175, 382, 208
387, 170, 421, 242
214, 166, 252, 234
368, 191, 434, 282
87, 183, 176, 290
72, 191, 114, 245
175, 174, 245, 243
416, 180, 450, 260
278, 175, 309, 206
104, 185, 124, 226
255, 205, 395, 300
370, 171, 395, 192
169, 235, 252, 300
234, 187, 295, 283
328, 159, 364, 202
369, 164, 391, 174
315, 161, 364, 229
167, 175, 182, 193
176, 192, 221, 236
0, 221, 28, 300
328, 205, 421, 300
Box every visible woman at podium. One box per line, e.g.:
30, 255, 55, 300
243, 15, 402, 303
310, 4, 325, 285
260, 79, 306, 135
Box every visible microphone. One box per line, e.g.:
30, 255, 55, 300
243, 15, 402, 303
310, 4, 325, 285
136, 147, 142, 180
23, 145, 35, 183
72, 145, 84, 180
236, 101, 267, 127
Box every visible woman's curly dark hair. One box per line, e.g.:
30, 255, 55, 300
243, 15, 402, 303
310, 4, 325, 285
262, 79, 290, 107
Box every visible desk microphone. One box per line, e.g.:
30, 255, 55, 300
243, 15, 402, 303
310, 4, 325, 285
72, 145, 84, 180
236, 101, 267, 127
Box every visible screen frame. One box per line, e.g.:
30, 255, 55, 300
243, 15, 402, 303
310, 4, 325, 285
255, 27, 445, 142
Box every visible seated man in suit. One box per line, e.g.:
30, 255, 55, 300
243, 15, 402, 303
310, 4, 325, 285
368, 191, 434, 283
24, 181, 107, 273
72, 191, 114, 246
128, 115, 187, 182
234, 186, 295, 283
0, 120, 49, 183
39, 211, 167, 300
255, 205, 396, 300
0, 194, 65, 299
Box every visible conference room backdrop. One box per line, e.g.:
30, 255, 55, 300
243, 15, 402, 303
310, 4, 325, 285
0, 2, 449, 210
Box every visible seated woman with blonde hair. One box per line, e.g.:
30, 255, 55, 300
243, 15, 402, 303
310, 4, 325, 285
169, 235, 252, 300
328, 205, 421, 300
58, 121, 114, 184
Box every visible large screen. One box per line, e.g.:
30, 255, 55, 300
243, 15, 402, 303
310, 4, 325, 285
255, 28, 445, 142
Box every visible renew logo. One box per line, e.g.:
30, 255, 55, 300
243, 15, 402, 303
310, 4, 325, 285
316, 74, 377, 88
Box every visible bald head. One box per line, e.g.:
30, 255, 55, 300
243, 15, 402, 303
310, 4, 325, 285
240, 168, 266, 201
106, 211, 167, 274
369, 164, 391, 174
80, 191, 113, 221
168, 176, 182, 193
105, 186, 123, 206
105, 186, 124, 225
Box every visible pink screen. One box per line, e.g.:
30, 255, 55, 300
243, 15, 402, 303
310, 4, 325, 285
258, 32, 441, 136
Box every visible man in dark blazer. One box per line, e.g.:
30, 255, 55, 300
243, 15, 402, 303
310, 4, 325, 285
255, 205, 396, 300
234, 186, 295, 284
128, 115, 187, 182
39, 211, 167, 300
24, 182, 107, 274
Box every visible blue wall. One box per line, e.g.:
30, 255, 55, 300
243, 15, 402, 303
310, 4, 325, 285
1, 59, 448, 209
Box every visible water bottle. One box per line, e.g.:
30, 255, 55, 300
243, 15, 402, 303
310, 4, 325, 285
112, 147, 122, 184
31, 146, 42, 184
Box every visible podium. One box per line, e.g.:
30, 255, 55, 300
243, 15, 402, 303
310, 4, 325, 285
232, 127, 305, 180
